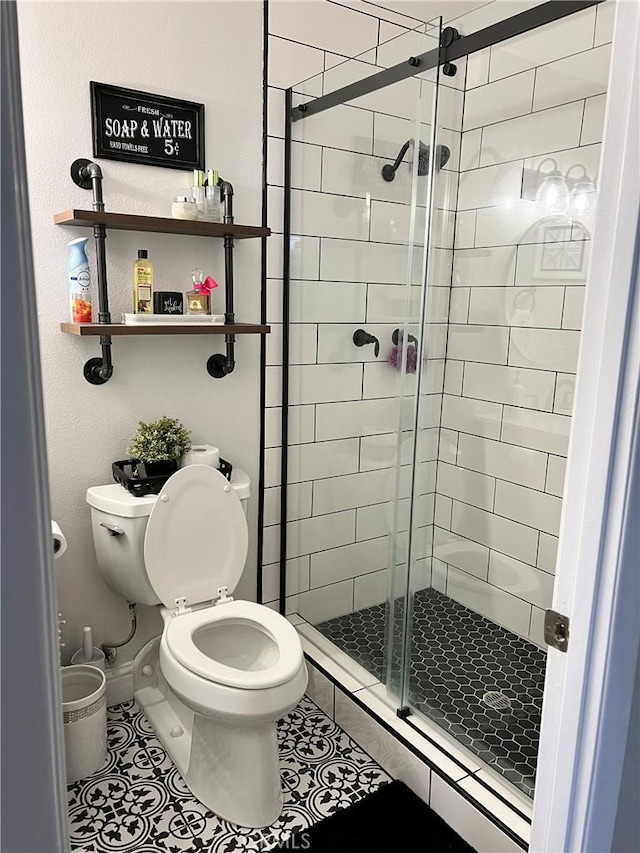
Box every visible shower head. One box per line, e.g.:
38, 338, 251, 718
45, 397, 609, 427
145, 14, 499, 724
381, 139, 451, 182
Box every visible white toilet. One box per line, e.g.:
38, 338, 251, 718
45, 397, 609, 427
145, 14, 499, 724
86, 464, 307, 828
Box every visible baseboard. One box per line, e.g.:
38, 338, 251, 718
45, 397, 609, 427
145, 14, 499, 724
105, 660, 134, 707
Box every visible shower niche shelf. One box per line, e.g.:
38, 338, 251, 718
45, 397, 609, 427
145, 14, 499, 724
55, 160, 271, 385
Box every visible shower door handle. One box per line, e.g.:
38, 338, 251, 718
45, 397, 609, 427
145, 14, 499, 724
353, 329, 379, 358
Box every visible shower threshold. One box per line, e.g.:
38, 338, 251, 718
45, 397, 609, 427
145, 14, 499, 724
316, 588, 546, 800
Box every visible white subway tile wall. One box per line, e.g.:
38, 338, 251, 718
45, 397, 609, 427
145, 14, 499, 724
434, 3, 613, 645
264, 0, 613, 648
265, 1, 464, 620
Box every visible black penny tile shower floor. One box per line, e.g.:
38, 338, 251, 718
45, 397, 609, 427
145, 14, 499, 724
316, 587, 546, 799
67, 697, 390, 852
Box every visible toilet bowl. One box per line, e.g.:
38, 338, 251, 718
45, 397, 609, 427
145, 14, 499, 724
86, 465, 307, 827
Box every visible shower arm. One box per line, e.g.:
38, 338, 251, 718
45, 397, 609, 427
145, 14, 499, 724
381, 140, 412, 183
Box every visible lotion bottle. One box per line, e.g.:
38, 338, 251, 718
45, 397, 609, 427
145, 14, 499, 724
133, 249, 153, 313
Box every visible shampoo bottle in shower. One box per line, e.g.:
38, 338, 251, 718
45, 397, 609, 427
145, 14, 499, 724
133, 249, 153, 313
68, 237, 92, 323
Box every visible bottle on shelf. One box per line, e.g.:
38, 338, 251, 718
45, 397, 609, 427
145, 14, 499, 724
204, 169, 222, 223
68, 237, 92, 323
186, 268, 210, 315
171, 196, 199, 221
133, 250, 153, 313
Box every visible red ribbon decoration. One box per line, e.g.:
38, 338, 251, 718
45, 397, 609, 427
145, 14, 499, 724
193, 275, 218, 296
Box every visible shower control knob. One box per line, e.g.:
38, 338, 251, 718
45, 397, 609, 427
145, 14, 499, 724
353, 329, 380, 358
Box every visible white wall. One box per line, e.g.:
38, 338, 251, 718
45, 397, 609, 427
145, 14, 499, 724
17, 0, 263, 663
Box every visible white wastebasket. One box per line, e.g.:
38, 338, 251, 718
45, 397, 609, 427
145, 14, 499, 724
61, 664, 107, 783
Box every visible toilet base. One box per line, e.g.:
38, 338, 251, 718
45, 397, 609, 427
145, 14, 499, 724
132, 636, 286, 828
134, 637, 194, 781
188, 713, 283, 827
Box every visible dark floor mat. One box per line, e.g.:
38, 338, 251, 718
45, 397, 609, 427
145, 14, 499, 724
276, 779, 476, 852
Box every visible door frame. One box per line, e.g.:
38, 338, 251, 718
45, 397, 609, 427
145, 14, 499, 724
1, 2, 70, 850
531, 1, 640, 850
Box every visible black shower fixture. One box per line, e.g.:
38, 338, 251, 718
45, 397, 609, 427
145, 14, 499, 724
381, 140, 450, 182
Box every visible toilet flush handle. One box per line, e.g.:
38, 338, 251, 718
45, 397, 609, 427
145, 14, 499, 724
100, 522, 124, 537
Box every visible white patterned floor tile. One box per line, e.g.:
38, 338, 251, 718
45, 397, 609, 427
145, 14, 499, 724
67, 696, 390, 852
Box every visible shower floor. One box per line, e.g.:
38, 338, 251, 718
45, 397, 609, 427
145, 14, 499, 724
316, 587, 546, 799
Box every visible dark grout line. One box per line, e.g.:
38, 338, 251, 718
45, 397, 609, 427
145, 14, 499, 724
464, 37, 611, 93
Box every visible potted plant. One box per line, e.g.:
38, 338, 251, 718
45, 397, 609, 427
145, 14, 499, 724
127, 416, 191, 479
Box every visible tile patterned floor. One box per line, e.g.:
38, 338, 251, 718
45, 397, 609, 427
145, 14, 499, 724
317, 587, 546, 798
67, 696, 390, 852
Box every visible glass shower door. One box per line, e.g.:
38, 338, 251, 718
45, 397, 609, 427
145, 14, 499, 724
398, 6, 610, 802
383, 42, 449, 702
283, 21, 443, 690
280, 0, 611, 808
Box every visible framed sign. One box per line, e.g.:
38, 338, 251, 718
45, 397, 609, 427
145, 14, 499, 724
90, 82, 205, 171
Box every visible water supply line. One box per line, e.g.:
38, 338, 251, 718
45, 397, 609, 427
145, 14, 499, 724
102, 602, 137, 665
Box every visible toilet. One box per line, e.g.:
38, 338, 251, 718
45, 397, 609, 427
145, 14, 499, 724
86, 464, 307, 828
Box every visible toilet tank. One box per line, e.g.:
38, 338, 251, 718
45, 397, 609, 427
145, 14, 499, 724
86, 468, 251, 606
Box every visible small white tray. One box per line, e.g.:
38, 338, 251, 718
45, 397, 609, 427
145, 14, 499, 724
122, 313, 224, 325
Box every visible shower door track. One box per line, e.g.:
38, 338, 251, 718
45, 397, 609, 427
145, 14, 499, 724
290, 0, 604, 123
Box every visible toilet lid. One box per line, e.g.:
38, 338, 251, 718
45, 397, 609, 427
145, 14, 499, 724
144, 465, 248, 608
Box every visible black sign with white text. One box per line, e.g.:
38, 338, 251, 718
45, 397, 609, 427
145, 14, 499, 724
91, 82, 205, 171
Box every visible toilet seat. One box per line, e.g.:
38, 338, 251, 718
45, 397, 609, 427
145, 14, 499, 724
165, 600, 303, 690
144, 465, 248, 609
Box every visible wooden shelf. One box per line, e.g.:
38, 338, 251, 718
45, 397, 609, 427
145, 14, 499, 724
54, 209, 270, 239
61, 322, 270, 336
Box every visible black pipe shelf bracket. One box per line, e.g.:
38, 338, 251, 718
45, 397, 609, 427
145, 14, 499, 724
66, 160, 254, 383
70, 158, 113, 385
207, 182, 236, 378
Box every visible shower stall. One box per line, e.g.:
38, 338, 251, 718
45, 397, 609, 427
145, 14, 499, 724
276, 0, 610, 805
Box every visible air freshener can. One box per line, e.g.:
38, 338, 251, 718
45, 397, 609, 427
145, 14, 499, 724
68, 237, 92, 323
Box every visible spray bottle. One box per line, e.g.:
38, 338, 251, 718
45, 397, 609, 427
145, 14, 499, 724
68, 237, 92, 323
